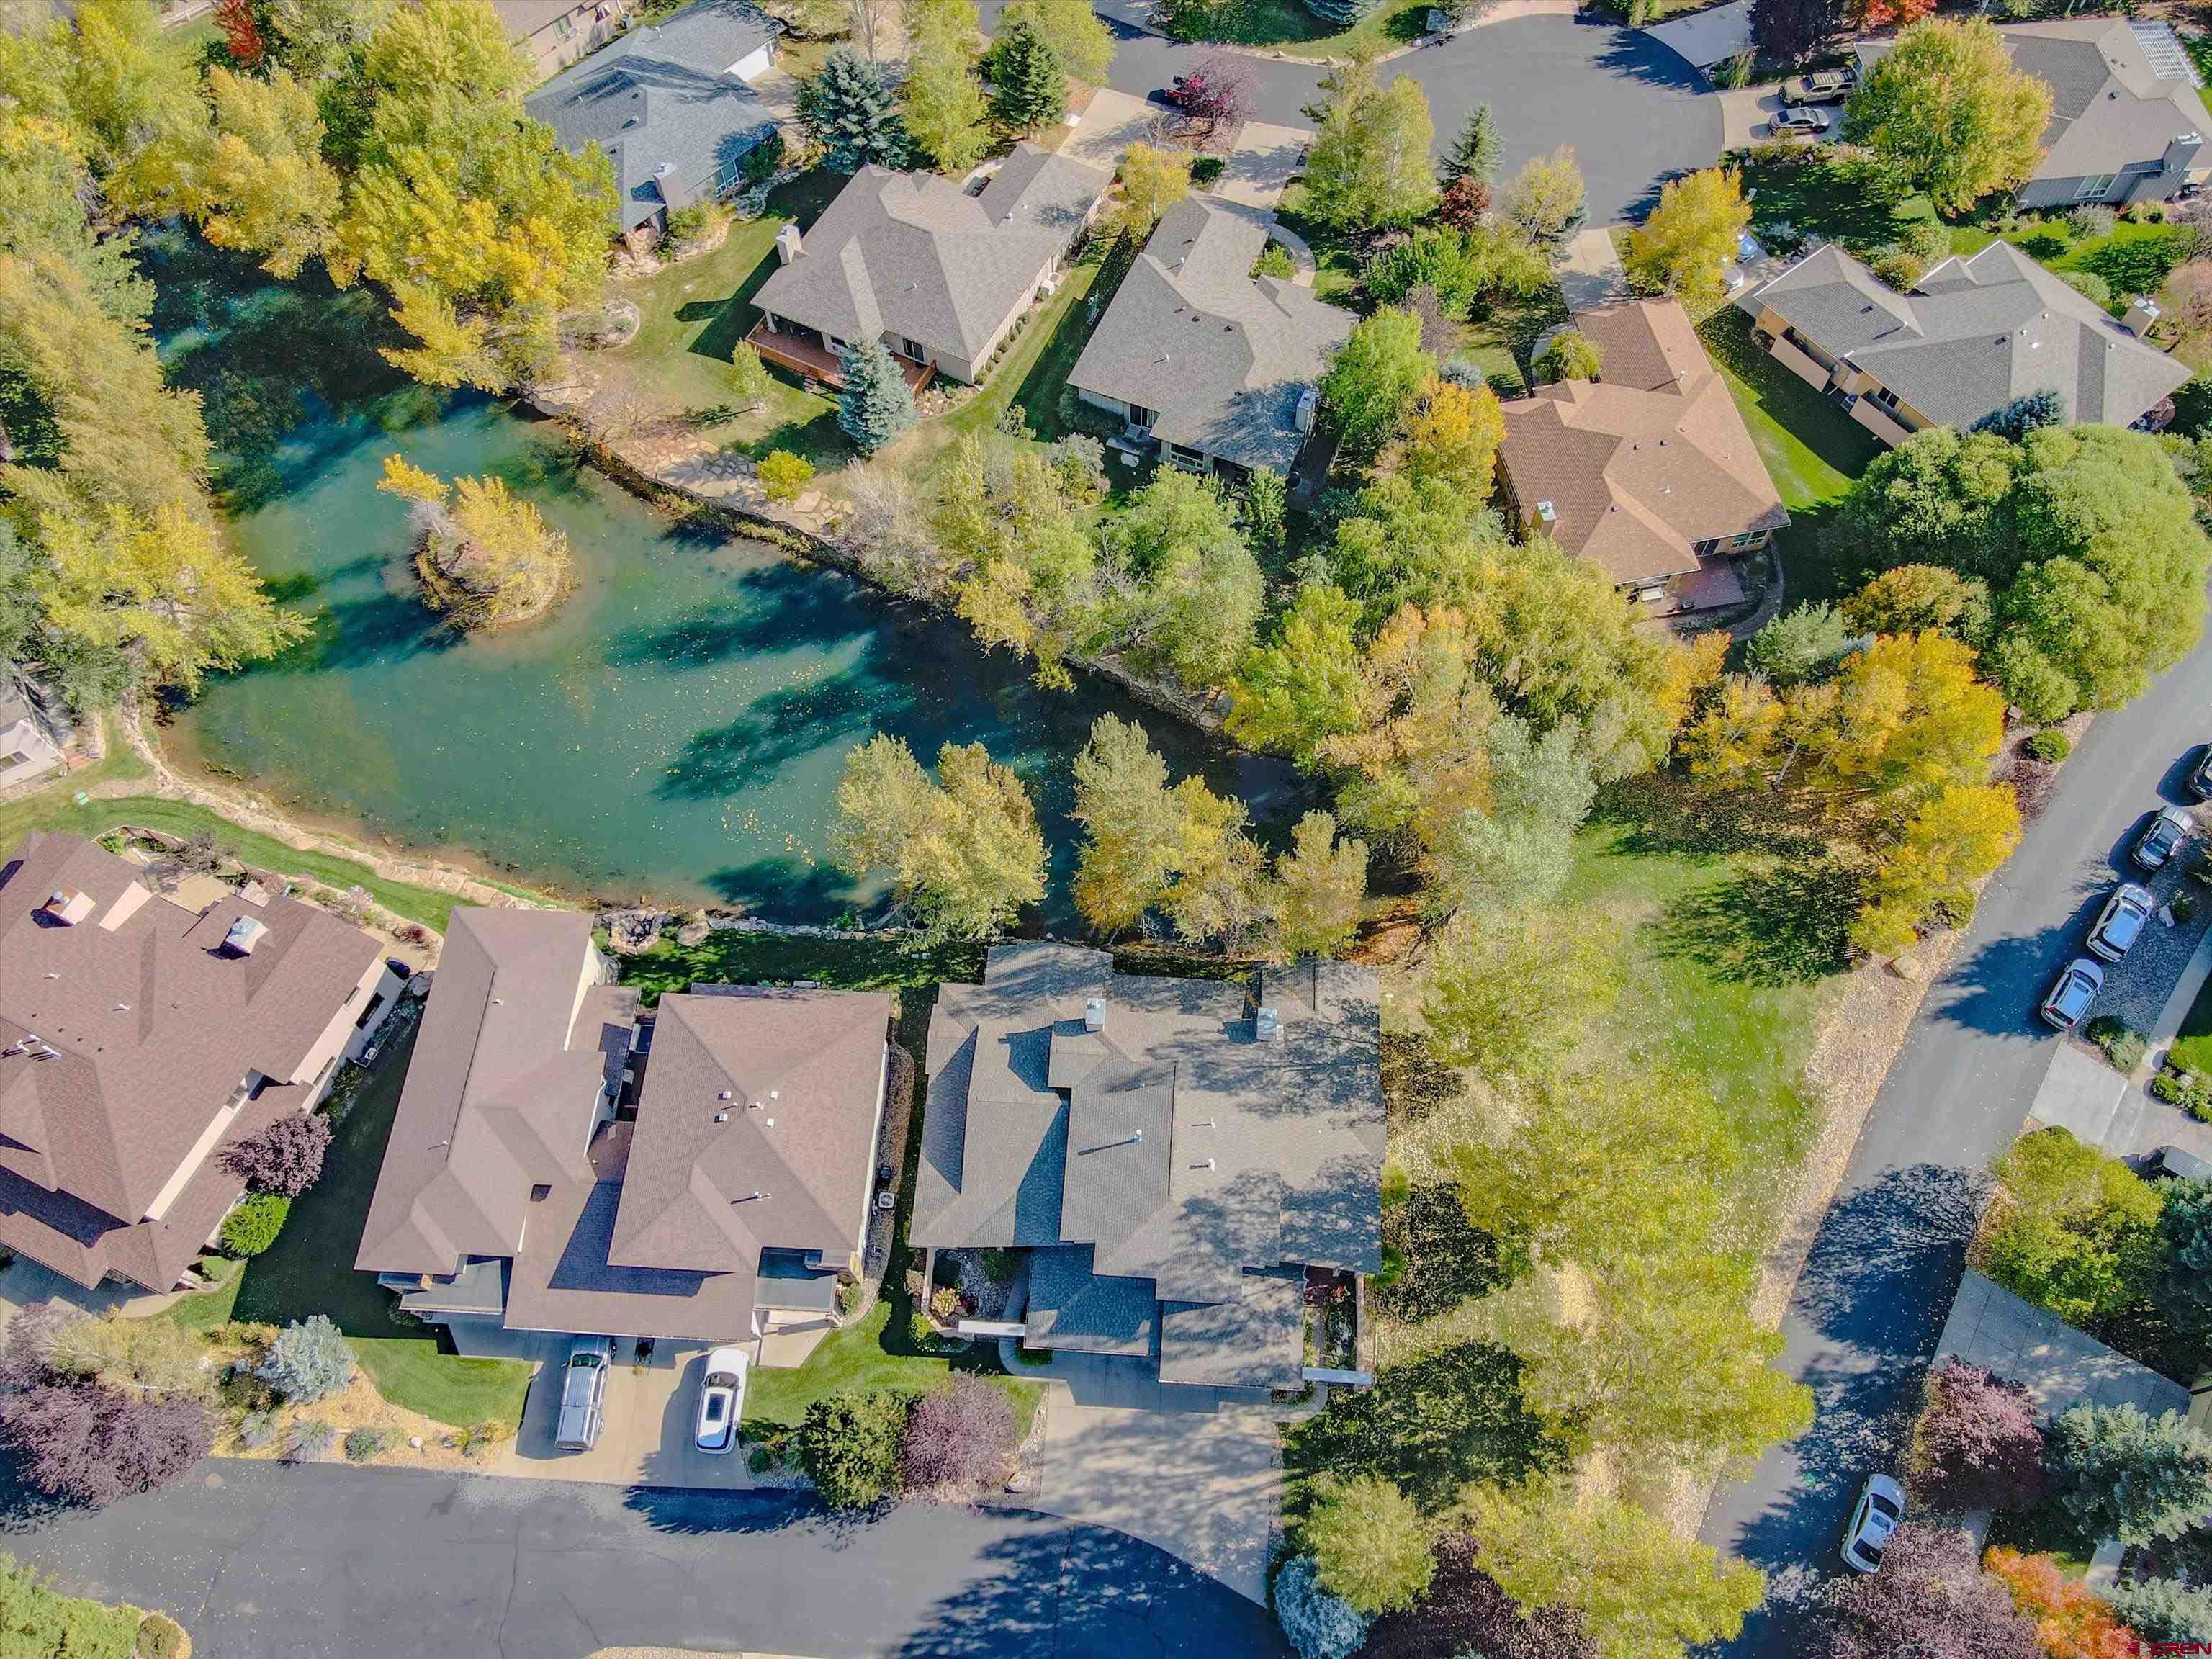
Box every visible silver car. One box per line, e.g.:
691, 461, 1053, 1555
1781, 66, 1856, 104
2087, 882, 2155, 962
2041, 957, 2105, 1031
1771, 104, 1833, 137
2133, 804, 2194, 872
554, 1336, 613, 1451
1840, 1473, 1904, 1573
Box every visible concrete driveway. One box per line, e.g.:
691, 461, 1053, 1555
498, 1337, 757, 1491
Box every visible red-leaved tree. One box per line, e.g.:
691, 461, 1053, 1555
1815, 1523, 2040, 1659
1359, 1534, 1596, 1659
221, 1112, 334, 1198
1851, 0, 1936, 27
0, 1382, 211, 1509
900, 1375, 1015, 1491
212, 0, 265, 66
1437, 176, 1491, 233
1915, 1358, 2048, 1512
1174, 51, 1253, 132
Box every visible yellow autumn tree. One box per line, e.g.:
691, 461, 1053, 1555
1678, 673, 1784, 784
1401, 372, 1506, 498
1624, 166, 1750, 306
1851, 782, 2023, 954
1797, 630, 2005, 804
377, 454, 572, 629
831, 734, 1046, 940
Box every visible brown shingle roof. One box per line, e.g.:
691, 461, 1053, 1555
1499, 298, 1791, 585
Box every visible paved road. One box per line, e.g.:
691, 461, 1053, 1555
12, 1460, 1290, 1659
979, 3, 1720, 223
1700, 629, 2212, 1653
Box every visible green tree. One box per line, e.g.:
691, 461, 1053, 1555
798, 47, 909, 171
1843, 563, 1991, 642
1743, 601, 1851, 686
902, 0, 989, 171
989, 21, 1066, 131
1321, 309, 1434, 459
1303, 1475, 1434, 1617
1, 0, 202, 179
1499, 148, 1586, 246
1069, 714, 1254, 940
1105, 467, 1263, 689
1465, 1480, 1765, 1659
1534, 329, 1601, 383
2157, 1177, 2212, 1340
831, 734, 1046, 938
1838, 426, 2019, 582
0, 1554, 148, 1655
1982, 1128, 2162, 1333
837, 338, 917, 453
796, 1389, 911, 1509
1270, 810, 1368, 961
1440, 102, 1498, 185
1623, 166, 1750, 306
1422, 910, 1618, 1083
1242, 465, 1287, 554
1843, 16, 2051, 214
1300, 53, 1437, 232
264, 0, 392, 81
758, 449, 816, 503
727, 341, 774, 410
1321, 605, 1500, 851
1325, 472, 1509, 625
378, 455, 572, 630
1227, 583, 1364, 768
1428, 716, 1595, 917
0, 114, 152, 327
2049, 1402, 2212, 1546
996, 0, 1112, 84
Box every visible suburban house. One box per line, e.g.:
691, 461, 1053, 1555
747, 143, 1110, 390
1496, 297, 1789, 616
525, 0, 783, 245
498, 0, 637, 79
1856, 19, 2208, 210
0, 830, 399, 1292
0, 678, 60, 793
1066, 195, 1354, 483
912, 942, 1384, 1391
356, 907, 891, 1352
1738, 240, 2189, 446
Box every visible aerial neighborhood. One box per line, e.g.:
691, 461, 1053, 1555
14, 0, 2212, 1650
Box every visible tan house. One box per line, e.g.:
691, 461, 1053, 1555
0, 830, 400, 1291
1737, 241, 2188, 448
0, 680, 60, 793
747, 144, 1110, 389
1497, 297, 1789, 616
498, 0, 637, 79
356, 908, 892, 1353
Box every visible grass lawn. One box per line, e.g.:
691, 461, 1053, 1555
1272, 184, 1362, 307
613, 928, 984, 1007
1741, 154, 1937, 261
740, 1298, 1044, 1431
599, 170, 850, 469
2168, 968, 2212, 1076
1164, 0, 1430, 60
227, 1016, 534, 1429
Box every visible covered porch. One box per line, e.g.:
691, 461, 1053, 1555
744, 321, 935, 393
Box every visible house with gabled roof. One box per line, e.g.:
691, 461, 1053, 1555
356, 907, 891, 1349
747, 144, 1110, 389
912, 942, 1383, 1391
1737, 240, 2188, 448
0, 830, 399, 1292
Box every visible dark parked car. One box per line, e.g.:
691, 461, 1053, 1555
2133, 805, 2195, 873
2187, 747, 2212, 802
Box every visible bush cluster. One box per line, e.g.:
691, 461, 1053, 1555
796, 1388, 912, 1509
219, 1192, 291, 1258
2020, 729, 2071, 764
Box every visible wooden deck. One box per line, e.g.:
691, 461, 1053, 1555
745, 323, 935, 393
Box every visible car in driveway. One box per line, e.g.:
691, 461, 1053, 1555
2087, 882, 2156, 962
1770, 105, 1833, 136
1781, 66, 1857, 104
694, 1345, 749, 1455
2041, 958, 2105, 1031
2188, 747, 2212, 802
2149, 1145, 2212, 1182
555, 1336, 613, 1451
2133, 804, 2195, 872
1840, 1473, 1904, 1573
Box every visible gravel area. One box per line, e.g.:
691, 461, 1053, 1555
2080, 813, 2212, 1038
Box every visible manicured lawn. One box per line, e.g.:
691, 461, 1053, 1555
2167, 969, 2212, 1077
1957, 217, 2195, 314
1740, 155, 1935, 261
598, 170, 851, 469
613, 928, 983, 1007
228, 1017, 534, 1429
740, 1298, 1044, 1431
1272, 184, 1362, 307
1163, 0, 1430, 60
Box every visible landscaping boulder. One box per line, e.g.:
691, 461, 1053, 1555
604, 908, 670, 954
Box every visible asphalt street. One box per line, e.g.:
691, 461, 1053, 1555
9, 1460, 1291, 1659
1700, 628, 2212, 1653
976, 2, 1721, 224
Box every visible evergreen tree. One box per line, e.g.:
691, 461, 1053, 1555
989, 22, 1066, 132
2050, 1403, 2212, 1546
727, 341, 773, 410
837, 338, 917, 453
798, 48, 909, 171
1441, 103, 1498, 186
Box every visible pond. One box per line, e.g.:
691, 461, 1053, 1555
150, 235, 1302, 924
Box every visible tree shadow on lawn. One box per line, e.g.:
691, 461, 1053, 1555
1375, 1184, 1507, 1323
1650, 855, 1863, 986
1593, 770, 1835, 865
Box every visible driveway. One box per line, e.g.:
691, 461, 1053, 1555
496, 1337, 758, 1491
981, 6, 1722, 225
11, 1460, 1291, 1659
1701, 626, 2212, 1655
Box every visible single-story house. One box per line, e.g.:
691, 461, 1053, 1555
0, 678, 60, 793
356, 908, 891, 1350
498, 0, 637, 80
1496, 297, 1789, 615
1066, 195, 1354, 483
912, 942, 1384, 1391
747, 144, 1110, 390
1645, 0, 1754, 81
0, 830, 400, 1292
525, 0, 783, 243
1857, 19, 2207, 211
1737, 240, 2188, 447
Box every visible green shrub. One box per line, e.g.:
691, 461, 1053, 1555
1712, 48, 1755, 90
1905, 216, 1953, 266
343, 1427, 383, 1462
0, 1557, 145, 1658
2059, 269, 2112, 309
2021, 728, 2072, 763
219, 1192, 290, 1258
1254, 242, 1298, 280
757, 449, 814, 503
747, 1444, 776, 1474
1302, 1475, 1434, 1615
1190, 156, 1225, 186
1871, 248, 1926, 292
287, 1419, 335, 1461
2067, 204, 2118, 240
137, 1611, 190, 1658
2177, 891, 2203, 927
1982, 1128, 2162, 1333
741, 130, 785, 186
664, 204, 712, 243
258, 1316, 356, 1403
796, 1389, 912, 1508
238, 1410, 276, 1449
2085, 1016, 2146, 1073
2018, 230, 2068, 260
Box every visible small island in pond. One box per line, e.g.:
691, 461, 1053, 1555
377, 454, 572, 631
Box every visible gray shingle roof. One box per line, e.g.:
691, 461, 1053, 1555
1746, 240, 2187, 429
0, 831, 383, 1289
525, 0, 781, 233
1023, 1244, 1156, 1355
750, 146, 1110, 364
1067, 195, 1354, 472
1159, 1269, 1304, 1389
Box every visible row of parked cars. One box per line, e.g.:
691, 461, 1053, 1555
555, 1334, 750, 1455
2040, 801, 2200, 1030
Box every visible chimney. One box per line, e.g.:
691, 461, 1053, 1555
774, 222, 803, 264
1534, 500, 1557, 530
42, 889, 94, 926
2122, 297, 2162, 337
1256, 1006, 1280, 1043
2166, 132, 2203, 174
1084, 996, 1105, 1034
1294, 387, 1318, 435
222, 915, 267, 956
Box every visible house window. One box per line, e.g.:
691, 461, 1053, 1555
2077, 175, 2118, 199
1869, 384, 1902, 413
530, 1184, 552, 1202
1727, 531, 1766, 551
1128, 403, 1156, 432
899, 337, 927, 362
554, 11, 574, 36
353, 991, 387, 1031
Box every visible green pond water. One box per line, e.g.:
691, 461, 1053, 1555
150, 235, 1303, 922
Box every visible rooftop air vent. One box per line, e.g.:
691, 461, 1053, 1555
222, 915, 267, 956
1256, 1006, 1280, 1043
1084, 996, 1105, 1033
1534, 500, 1557, 524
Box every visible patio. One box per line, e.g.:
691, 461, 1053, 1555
745, 322, 934, 393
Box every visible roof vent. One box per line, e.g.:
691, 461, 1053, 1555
714, 1110, 729, 1123
222, 915, 267, 956
42, 889, 94, 926
1256, 1006, 1280, 1042
1534, 500, 1557, 524
655, 161, 675, 179
1084, 996, 1105, 1033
